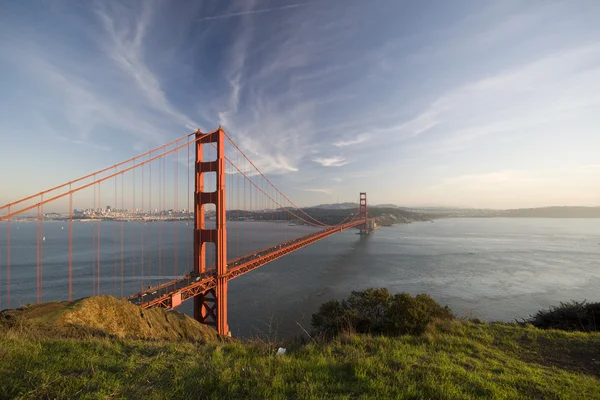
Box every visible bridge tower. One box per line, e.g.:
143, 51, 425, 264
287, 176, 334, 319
193, 127, 229, 336
359, 192, 370, 235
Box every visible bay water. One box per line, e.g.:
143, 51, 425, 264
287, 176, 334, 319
1, 218, 598, 338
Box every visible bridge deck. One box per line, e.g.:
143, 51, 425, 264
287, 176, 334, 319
128, 219, 368, 309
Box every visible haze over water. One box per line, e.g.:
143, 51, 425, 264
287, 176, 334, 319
1, 219, 599, 338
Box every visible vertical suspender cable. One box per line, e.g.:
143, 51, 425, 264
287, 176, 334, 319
0, 222, 2, 309
158, 151, 163, 283
121, 173, 124, 297
69, 188, 73, 301
132, 162, 136, 289
6, 205, 10, 308
237, 144, 240, 258
187, 138, 191, 280
113, 168, 117, 296
141, 162, 145, 293
146, 153, 156, 283
161, 151, 166, 275
93, 178, 96, 295
149, 151, 153, 287
37, 197, 43, 303
174, 142, 179, 279
97, 182, 101, 296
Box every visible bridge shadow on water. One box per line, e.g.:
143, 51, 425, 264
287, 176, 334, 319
227, 233, 374, 338
315, 234, 372, 297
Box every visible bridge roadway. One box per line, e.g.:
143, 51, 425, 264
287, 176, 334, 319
127, 219, 368, 310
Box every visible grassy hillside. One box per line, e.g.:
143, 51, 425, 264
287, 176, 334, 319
1, 315, 599, 399
0, 296, 220, 342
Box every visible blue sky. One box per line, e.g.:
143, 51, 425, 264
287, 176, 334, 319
1, 0, 599, 208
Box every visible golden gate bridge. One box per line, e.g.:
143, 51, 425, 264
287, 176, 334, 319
0, 128, 371, 335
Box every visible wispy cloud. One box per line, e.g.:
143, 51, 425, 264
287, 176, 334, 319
95, 1, 199, 130
333, 133, 370, 147
312, 156, 349, 167
300, 188, 332, 195
56, 135, 111, 152
0, 0, 205, 154
2, 0, 599, 208
208, 1, 356, 175
8, 48, 168, 145
428, 165, 600, 208
198, 4, 304, 21
387, 42, 600, 157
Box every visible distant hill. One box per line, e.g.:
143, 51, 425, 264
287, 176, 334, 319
374, 203, 400, 208
310, 203, 403, 210
309, 202, 357, 210
503, 206, 600, 218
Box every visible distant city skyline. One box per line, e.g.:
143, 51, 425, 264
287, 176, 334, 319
1, 1, 599, 208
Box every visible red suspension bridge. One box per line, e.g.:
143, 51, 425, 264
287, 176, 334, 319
0, 128, 371, 335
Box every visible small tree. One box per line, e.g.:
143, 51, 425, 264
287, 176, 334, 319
345, 288, 392, 333
311, 300, 350, 338
386, 293, 453, 335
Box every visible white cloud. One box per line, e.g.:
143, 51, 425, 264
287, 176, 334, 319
388, 42, 600, 157
300, 188, 332, 195
12, 50, 167, 145
383, 108, 443, 140
0, 1, 205, 153
333, 133, 370, 147
197, 4, 304, 21
95, 1, 199, 130
204, 1, 359, 176
312, 156, 349, 167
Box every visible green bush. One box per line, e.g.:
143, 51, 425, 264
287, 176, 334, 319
386, 293, 454, 335
311, 289, 454, 338
345, 288, 392, 334
309, 299, 349, 338
527, 300, 600, 332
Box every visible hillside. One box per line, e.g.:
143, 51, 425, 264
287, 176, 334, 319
225, 206, 433, 226
369, 207, 436, 226
503, 206, 600, 218
1, 299, 599, 399
0, 296, 221, 342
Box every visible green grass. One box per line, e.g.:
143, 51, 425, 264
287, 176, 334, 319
1, 320, 599, 399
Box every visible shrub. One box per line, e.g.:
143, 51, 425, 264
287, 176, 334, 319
345, 288, 392, 334
310, 300, 350, 338
311, 289, 453, 338
527, 300, 600, 332
386, 293, 454, 335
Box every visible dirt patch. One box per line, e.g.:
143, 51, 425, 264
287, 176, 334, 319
515, 333, 600, 378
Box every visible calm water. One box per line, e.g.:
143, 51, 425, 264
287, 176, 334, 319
1, 218, 599, 337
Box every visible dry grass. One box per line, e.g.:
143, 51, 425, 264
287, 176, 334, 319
0, 296, 222, 342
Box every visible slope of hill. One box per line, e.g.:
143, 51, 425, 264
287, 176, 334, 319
503, 206, 600, 218
1, 312, 598, 399
309, 202, 358, 210
0, 296, 221, 342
